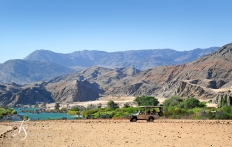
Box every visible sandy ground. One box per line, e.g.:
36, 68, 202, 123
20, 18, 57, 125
45, 96, 217, 110
46, 96, 170, 109
0, 125, 12, 136
0, 119, 232, 147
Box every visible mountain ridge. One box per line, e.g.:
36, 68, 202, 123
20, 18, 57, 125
0, 59, 75, 84
24, 47, 219, 70
2, 44, 232, 106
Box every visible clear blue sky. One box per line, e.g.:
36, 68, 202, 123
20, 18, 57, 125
1, 0, 232, 63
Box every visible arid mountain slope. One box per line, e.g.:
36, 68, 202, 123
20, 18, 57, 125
106, 43, 232, 99
54, 43, 232, 100
0, 67, 138, 106
0, 83, 54, 106
49, 66, 140, 94
1, 44, 231, 106
0, 80, 100, 106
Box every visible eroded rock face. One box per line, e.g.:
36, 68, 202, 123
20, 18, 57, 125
175, 81, 216, 99
213, 91, 232, 107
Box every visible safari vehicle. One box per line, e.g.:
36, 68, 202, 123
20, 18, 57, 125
128, 106, 163, 122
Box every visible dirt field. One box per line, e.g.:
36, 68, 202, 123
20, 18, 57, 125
1, 119, 232, 147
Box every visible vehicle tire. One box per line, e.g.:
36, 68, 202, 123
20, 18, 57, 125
158, 112, 163, 116
148, 117, 154, 122
132, 117, 137, 122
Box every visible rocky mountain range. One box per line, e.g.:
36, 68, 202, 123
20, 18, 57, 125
0, 60, 75, 84
25, 47, 219, 70
0, 47, 218, 85
1, 44, 232, 106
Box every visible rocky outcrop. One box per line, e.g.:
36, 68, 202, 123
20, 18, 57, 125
0, 80, 100, 106
45, 80, 99, 103
212, 91, 232, 107
0, 83, 21, 106
12, 87, 54, 105
175, 81, 216, 99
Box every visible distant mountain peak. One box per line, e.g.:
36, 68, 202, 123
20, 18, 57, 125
24, 47, 219, 70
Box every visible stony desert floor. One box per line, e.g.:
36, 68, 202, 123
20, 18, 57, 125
1, 119, 232, 147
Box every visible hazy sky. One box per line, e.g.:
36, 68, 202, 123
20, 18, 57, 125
1, 0, 232, 63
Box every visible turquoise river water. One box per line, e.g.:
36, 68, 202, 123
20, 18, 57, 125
13, 108, 78, 120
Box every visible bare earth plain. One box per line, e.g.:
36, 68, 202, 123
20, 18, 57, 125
1, 119, 232, 147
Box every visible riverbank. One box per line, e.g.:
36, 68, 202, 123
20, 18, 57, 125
1, 119, 232, 147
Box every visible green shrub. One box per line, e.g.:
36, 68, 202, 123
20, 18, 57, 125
163, 96, 183, 111
180, 98, 200, 109
67, 110, 78, 115
0, 107, 17, 117
69, 107, 79, 111
82, 109, 98, 118
23, 115, 29, 120
107, 100, 119, 109
11, 110, 17, 114
134, 95, 159, 106
164, 107, 188, 116
119, 107, 138, 114
199, 102, 207, 108
215, 106, 232, 119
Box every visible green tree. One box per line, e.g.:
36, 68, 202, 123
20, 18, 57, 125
107, 100, 118, 109
184, 98, 200, 108
163, 96, 183, 111
180, 97, 200, 109
134, 95, 159, 106
55, 103, 60, 110
70, 107, 79, 111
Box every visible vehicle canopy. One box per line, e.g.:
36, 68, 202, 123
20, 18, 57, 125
138, 106, 163, 114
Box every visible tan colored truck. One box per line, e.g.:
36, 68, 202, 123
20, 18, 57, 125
128, 106, 163, 122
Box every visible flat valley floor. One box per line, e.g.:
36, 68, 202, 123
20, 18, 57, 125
1, 119, 232, 147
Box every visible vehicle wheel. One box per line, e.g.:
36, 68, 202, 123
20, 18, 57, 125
158, 112, 163, 116
132, 117, 137, 122
148, 117, 154, 122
